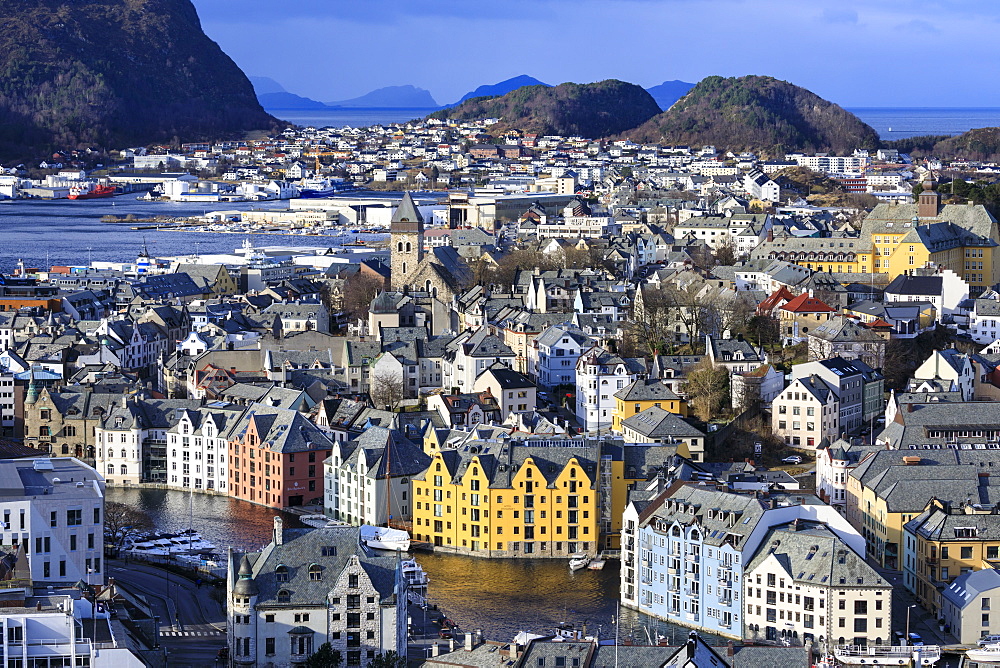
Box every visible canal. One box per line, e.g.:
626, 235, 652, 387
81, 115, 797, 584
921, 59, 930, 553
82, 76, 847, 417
106, 488, 724, 645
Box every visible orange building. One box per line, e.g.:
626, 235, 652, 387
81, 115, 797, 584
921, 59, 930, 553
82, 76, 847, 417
228, 407, 334, 509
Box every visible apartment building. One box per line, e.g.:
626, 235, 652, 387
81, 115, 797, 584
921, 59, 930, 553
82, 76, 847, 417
743, 521, 892, 647
0, 457, 105, 587
771, 375, 840, 448
575, 345, 646, 432
227, 519, 407, 667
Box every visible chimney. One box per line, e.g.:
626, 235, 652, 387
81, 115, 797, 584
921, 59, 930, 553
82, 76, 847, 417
273, 516, 283, 545
727, 641, 735, 657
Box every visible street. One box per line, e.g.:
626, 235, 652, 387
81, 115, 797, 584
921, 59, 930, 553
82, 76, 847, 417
109, 558, 226, 667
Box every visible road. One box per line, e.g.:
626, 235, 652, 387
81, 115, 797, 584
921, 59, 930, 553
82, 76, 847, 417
109, 558, 227, 667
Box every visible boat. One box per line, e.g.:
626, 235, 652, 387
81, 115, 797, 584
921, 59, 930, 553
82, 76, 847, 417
360, 525, 410, 552
833, 645, 940, 666
587, 558, 606, 570
967, 644, 1000, 662
299, 514, 350, 529
68, 184, 116, 200
569, 553, 590, 571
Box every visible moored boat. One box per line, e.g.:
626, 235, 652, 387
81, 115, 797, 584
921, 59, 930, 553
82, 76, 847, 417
967, 644, 1000, 662
360, 525, 410, 552
68, 184, 116, 200
569, 553, 590, 571
833, 644, 940, 666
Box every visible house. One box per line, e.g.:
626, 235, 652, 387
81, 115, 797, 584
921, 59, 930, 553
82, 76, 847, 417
534, 323, 590, 389
426, 391, 502, 428
846, 300, 937, 339
575, 345, 646, 432
471, 363, 537, 420
443, 327, 516, 393
778, 293, 836, 342
793, 357, 885, 435
612, 371, 690, 432
883, 269, 968, 319
771, 375, 839, 448
807, 315, 888, 370
815, 438, 883, 507
618, 406, 705, 460
942, 568, 1000, 645
227, 519, 408, 667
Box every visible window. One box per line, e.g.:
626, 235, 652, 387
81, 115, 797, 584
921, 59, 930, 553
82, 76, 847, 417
275, 565, 289, 582
963, 546, 974, 560
265, 637, 275, 655
309, 564, 322, 581
67, 509, 82, 526
277, 589, 291, 603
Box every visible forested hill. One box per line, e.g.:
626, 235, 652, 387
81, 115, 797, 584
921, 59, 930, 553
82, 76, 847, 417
0, 0, 280, 162
624, 75, 880, 154
428, 80, 661, 139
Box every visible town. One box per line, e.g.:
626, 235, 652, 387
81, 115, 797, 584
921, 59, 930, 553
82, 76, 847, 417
2, 114, 1000, 668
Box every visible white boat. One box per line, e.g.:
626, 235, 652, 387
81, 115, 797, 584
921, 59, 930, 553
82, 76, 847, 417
299, 514, 350, 530
967, 644, 1000, 662
360, 525, 410, 552
569, 553, 590, 571
833, 645, 940, 666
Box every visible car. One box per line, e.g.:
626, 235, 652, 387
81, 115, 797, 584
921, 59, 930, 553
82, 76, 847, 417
980, 634, 1000, 646
908, 632, 923, 646
781, 456, 803, 464
438, 628, 452, 639
892, 631, 905, 645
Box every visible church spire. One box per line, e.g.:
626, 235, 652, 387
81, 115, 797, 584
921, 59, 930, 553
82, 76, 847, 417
391, 192, 424, 228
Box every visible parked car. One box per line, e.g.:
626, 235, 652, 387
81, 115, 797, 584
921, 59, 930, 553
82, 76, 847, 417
781, 455, 803, 464
908, 632, 923, 646
980, 634, 1000, 646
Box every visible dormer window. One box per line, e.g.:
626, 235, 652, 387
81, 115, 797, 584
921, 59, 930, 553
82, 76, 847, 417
275, 565, 289, 582
308, 564, 322, 581
277, 589, 291, 603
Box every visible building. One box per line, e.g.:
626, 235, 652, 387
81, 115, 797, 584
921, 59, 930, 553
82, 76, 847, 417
0, 457, 105, 587
793, 358, 885, 435
771, 375, 840, 448
165, 406, 238, 493
411, 439, 601, 558
535, 323, 590, 389
227, 519, 408, 667
620, 483, 863, 639
575, 345, 645, 432
814, 438, 883, 507
612, 375, 690, 433
618, 407, 705, 460
324, 426, 431, 526
228, 406, 334, 509
904, 497, 1000, 617
941, 568, 1000, 645
743, 521, 892, 648
471, 363, 537, 420
806, 316, 888, 370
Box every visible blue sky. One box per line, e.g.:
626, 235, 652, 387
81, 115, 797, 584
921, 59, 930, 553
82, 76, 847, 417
192, 0, 1000, 107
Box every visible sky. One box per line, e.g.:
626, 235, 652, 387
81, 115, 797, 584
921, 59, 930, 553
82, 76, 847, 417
192, 0, 1000, 107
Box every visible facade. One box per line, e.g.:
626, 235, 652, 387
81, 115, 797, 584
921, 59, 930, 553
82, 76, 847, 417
227, 519, 407, 668
941, 568, 1000, 645
612, 377, 689, 433
534, 323, 590, 389
471, 363, 537, 420
771, 375, 839, 448
814, 438, 882, 507
575, 345, 645, 432
620, 484, 864, 639
743, 522, 892, 648
0, 457, 105, 587
165, 407, 238, 493
794, 357, 884, 435
411, 440, 602, 558
618, 407, 705, 460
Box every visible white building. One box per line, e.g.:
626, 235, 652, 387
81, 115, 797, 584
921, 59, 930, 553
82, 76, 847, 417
575, 346, 645, 432
443, 328, 516, 393
227, 519, 408, 668
324, 427, 430, 526
534, 323, 591, 389
0, 458, 105, 587
771, 375, 839, 448
165, 407, 237, 493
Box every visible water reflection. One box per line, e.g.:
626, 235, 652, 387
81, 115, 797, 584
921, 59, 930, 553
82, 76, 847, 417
105, 489, 724, 644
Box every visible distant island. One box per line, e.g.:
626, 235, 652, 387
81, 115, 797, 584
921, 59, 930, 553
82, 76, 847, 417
327, 85, 438, 108
451, 75, 551, 106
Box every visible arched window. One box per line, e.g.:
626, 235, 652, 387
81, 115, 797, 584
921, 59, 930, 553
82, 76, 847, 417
309, 564, 322, 581
402, 262, 407, 275
121, 449, 127, 459
397, 242, 404, 252
275, 565, 289, 582
405, 242, 412, 253
120, 465, 127, 475
277, 589, 291, 603
107, 464, 114, 475
61, 444, 69, 455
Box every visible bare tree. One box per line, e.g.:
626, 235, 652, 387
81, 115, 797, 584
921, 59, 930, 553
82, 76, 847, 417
342, 272, 387, 324
104, 501, 154, 555
370, 370, 405, 410
683, 359, 731, 421
713, 239, 739, 266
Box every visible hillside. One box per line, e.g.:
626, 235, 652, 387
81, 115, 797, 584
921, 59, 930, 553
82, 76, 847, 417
429, 80, 661, 139
452, 75, 550, 106
930, 127, 1000, 161
645, 79, 695, 111
329, 85, 438, 108
0, 0, 279, 162
626, 75, 880, 154
257, 92, 329, 110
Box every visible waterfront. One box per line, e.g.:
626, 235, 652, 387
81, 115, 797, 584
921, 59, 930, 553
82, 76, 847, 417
0, 197, 386, 274
106, 488, 721, 645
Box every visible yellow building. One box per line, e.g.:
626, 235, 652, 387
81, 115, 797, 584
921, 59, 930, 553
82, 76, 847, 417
905, 499, 1000, 616
612, 378, 689, 432
858, 184, 1000, 294
411, 441, 601, 558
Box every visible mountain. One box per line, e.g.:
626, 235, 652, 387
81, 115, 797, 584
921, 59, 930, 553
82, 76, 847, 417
626, 75, 880, 154
927, 127, 1000, 161
429, 79, 661, 139
250, 76, 287, 96
644, 80, 695, 111
0, 0, 280, 162
257, 92, 330, 110
453, 75, 550, 106
328, 85, 438, 108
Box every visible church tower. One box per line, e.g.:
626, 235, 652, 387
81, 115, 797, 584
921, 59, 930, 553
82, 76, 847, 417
390, 192, 424, 291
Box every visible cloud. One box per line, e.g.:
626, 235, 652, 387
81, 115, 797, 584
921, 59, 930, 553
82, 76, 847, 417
821, 8, 858, 24
895, 18, 940, 33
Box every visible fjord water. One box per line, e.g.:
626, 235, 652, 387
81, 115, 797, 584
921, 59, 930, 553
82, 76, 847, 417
0, 197, 348, 273
106, 487, 707, 643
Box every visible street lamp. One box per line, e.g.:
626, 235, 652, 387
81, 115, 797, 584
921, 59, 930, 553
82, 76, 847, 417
905, 604, 918, 645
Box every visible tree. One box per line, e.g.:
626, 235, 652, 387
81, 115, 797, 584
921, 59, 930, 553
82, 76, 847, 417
744, 314, 781, 352
683, 359, 731, 421
712, 239, 738, 266
370, 369, 405, 410
304, 643, 342, 668
342, 271, 386, 325
104, 502, 154, 555
369, 651, 406, 668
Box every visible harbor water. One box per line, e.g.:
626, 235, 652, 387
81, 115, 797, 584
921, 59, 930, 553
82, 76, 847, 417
106, 488, 720, 644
